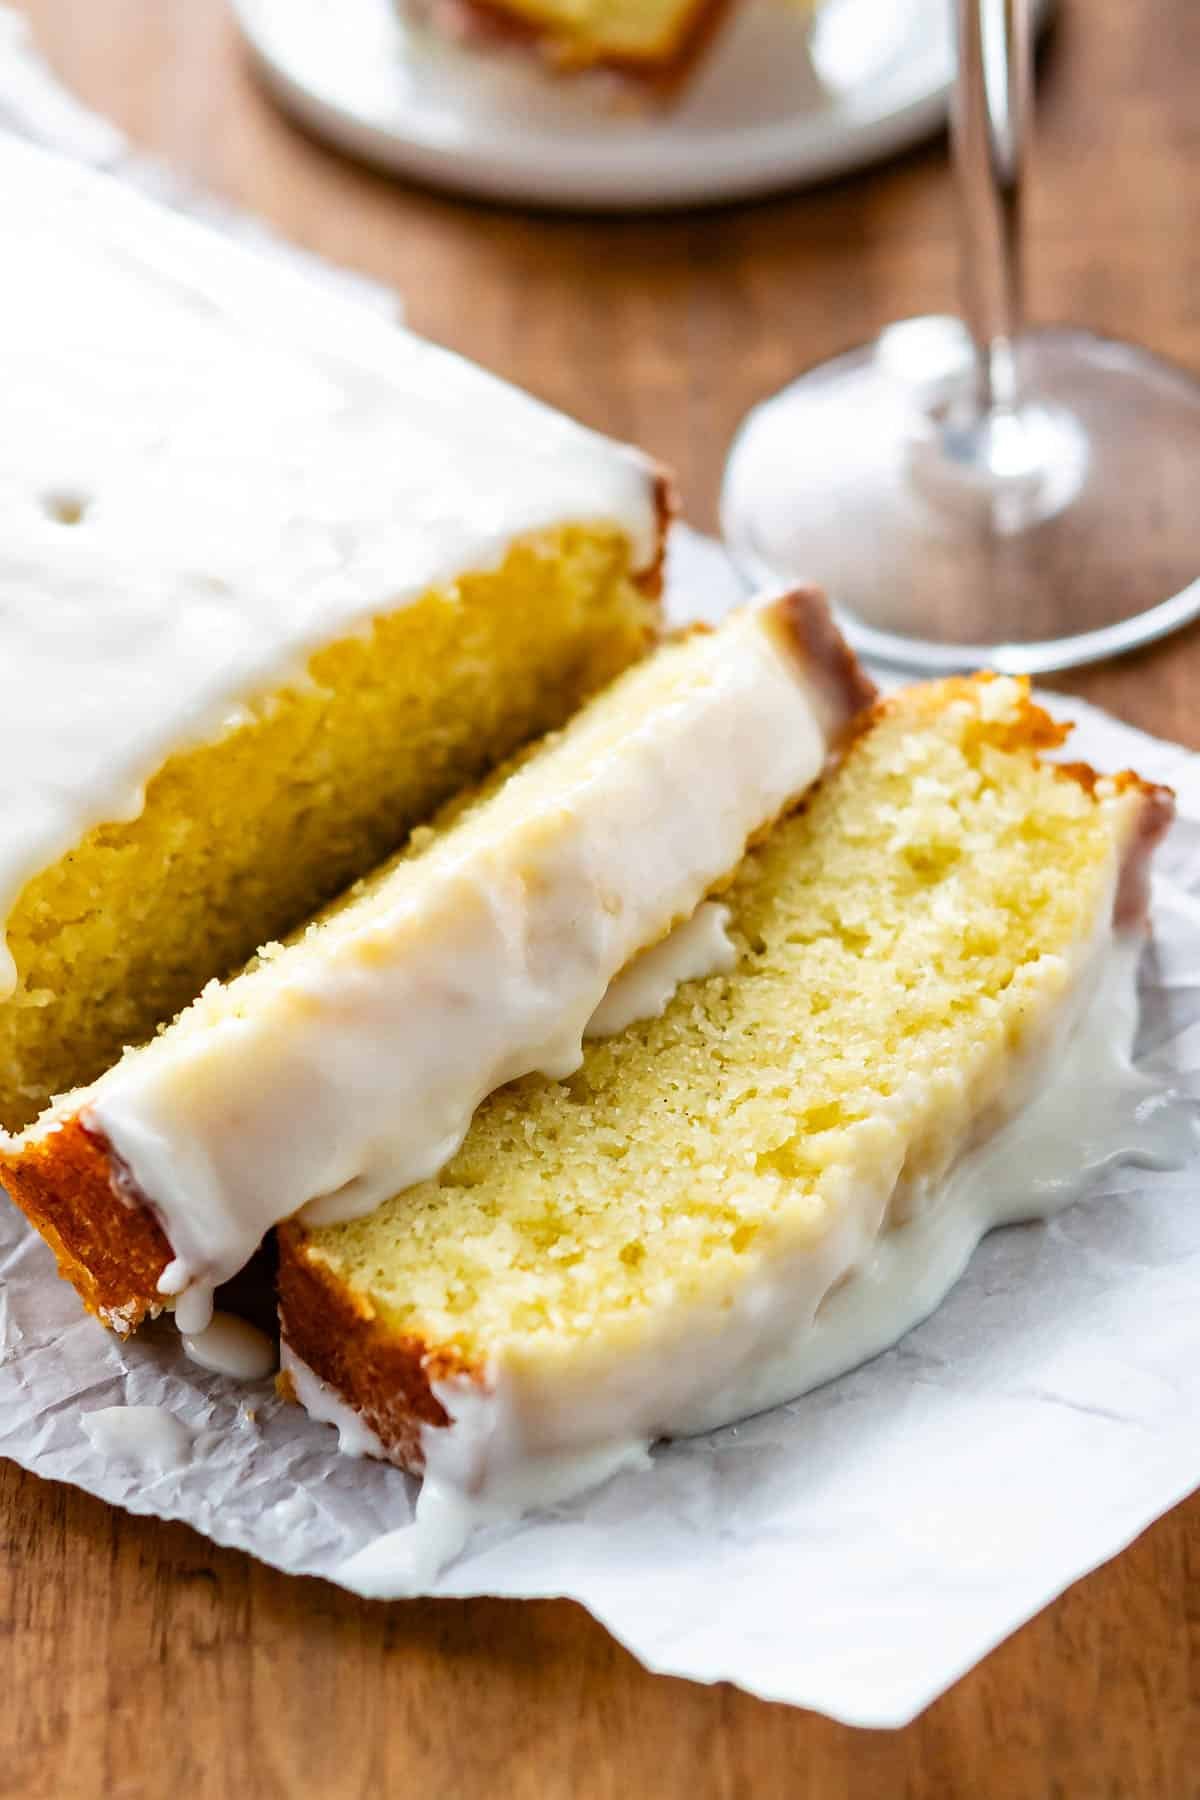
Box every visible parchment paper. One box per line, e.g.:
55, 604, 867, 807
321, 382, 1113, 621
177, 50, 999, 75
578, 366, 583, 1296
2, 14, 1199, 1728
0, 7, 396, 315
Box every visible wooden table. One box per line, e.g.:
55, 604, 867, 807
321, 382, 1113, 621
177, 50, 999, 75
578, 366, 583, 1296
4, 2, 1198, 1793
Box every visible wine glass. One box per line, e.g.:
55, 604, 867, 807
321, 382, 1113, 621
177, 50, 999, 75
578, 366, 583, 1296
721, 0, 1200, 674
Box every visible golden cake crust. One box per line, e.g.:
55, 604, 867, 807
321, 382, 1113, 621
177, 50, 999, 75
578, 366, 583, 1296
0, 1116, 172, 1330
277, 1218, 472, 1468
777, 587, 879, 726
641, 469, 676, 595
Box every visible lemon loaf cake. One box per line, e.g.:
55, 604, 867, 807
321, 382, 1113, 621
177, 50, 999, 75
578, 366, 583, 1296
0, 140, 665, 1138
277, 674, 1172, 1556
1, 593, 872, 1334
421, 0, 730, 75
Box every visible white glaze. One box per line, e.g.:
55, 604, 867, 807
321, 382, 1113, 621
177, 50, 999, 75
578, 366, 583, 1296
311, 932, 1196, 1593
282, 1341, 388, 1459
585, 902, 736, 1039
81, 1405, 191, 1471
265, 1490, 314, 1533
81, 599, 841, 1331
284, 1339, 649, 1589
338, 1429, 652, 1599
182, 1312, 278, 1380
0, 137, 658, 996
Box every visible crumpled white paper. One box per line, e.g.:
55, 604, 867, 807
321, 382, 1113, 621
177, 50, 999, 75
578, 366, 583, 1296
3, 15, 1200, 1728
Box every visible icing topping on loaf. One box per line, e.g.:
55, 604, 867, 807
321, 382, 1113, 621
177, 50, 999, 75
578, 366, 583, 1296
0, 138, 659, 992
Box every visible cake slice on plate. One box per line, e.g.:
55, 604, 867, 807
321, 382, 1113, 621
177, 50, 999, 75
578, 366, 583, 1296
0, 137, 665, 1142
2, 594, 871, 1334
275, 674, 1172, 1577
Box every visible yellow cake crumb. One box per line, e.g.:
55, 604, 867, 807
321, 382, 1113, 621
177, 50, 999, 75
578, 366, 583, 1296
0, 526, 653, 1130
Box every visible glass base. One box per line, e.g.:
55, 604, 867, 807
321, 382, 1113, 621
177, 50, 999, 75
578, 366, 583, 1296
720, 318, 1200, 674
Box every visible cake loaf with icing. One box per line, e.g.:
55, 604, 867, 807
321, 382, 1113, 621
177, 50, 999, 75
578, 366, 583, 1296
1, 593, 871, 1333
0, 138, 666, 1142
276, 676, 1173, 1504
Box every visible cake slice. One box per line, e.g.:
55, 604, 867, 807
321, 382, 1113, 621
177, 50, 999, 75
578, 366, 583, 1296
422, 0, 731, 77
0, 138, 664, 1139
1, 593, 871, 1334
276, 674, 1173, 1542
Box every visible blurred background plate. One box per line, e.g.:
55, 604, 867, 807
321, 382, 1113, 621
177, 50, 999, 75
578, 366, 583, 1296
231, 0, 1046, 212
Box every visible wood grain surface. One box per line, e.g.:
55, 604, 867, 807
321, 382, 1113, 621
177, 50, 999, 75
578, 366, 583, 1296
4, 2, 1199, 1794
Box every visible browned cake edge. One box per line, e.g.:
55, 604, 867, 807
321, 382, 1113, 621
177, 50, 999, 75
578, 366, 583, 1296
273, 678, 1175, 1469
0, 479, 674, 1334
0, 1116, 173, 1333
640, 468, 676, 599
776, 586, 880, 729
276, 1220, 471, 1470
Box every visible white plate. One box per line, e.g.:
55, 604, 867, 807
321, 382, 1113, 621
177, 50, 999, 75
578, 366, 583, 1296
232, 0, 988, 212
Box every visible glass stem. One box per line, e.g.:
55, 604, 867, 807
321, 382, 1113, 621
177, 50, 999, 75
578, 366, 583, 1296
951, 0, 1031, 416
